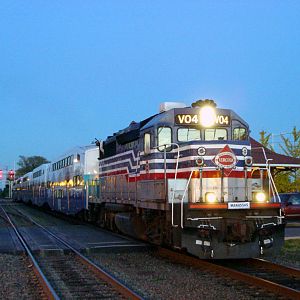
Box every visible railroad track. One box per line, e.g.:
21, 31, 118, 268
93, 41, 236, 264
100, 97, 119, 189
157, 248, 300, 300
0, 204, 56, 299
0, 204, 143, 300
5, 201, 299, 299
215, 258, 300, 292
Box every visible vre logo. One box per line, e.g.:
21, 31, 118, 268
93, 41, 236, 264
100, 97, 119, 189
212, 145, 238, 176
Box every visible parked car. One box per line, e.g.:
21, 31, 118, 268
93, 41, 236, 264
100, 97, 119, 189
278, 193, 300, 220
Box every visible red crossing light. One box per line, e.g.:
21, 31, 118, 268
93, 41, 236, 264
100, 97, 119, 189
7, 170, 15, 181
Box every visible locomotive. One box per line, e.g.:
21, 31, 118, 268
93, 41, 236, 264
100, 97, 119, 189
13, 100, 285, 259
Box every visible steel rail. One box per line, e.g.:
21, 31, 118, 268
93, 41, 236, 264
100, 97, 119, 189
157, 248, 300, 300
250, 258, 300, 278
14, 207, 143, 300
0, 204, 59, 300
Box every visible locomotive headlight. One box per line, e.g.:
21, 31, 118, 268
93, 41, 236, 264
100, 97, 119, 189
255, 192, 266, 202
199, 106, 216, 127
206, 192, 217, 203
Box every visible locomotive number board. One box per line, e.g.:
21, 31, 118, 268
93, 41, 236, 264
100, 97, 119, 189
175, 114, 230, 126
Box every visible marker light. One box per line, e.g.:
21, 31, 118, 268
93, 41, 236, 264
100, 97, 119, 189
245, 156, 253, 167
199, 106, 216, 127
195, 157, 204, 167
206, 192, 217, 203
255, 192, 266, 202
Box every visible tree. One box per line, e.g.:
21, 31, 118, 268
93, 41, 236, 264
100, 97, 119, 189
0, 184, 9, 198
259, 128, 300, 192
16, 155, 49, 177
279, 127, 300, 158
279, 127, 300, 191
259, 130, 274, 151
274, 171, 293, 193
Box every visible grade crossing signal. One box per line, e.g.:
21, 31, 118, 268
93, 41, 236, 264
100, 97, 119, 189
7, 170, 15, 181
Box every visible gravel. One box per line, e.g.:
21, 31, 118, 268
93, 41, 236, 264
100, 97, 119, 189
268, 252, 300, 270
88, 250, 274, 300
0, 249, 295, 299
0, 254, 42, 299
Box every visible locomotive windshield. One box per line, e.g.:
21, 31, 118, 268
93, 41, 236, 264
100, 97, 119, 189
204, 128, 227, 140
233, 127, 247, 140
173, 103, 249, 144
177, 128, 201, 142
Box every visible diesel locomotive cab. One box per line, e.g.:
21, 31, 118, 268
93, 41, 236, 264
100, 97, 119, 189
161, 100, 284, 259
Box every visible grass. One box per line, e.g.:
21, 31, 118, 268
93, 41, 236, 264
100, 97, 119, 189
282, 239, 300, 253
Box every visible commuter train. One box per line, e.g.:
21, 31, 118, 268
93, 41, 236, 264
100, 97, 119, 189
13, 100, 285, 259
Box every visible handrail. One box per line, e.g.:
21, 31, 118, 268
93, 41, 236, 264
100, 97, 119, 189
163, 143, 180, 227
151, 143, 180, 227
266, 165, 281, 203
252, 147, 281, 211
181, 170, 194, 228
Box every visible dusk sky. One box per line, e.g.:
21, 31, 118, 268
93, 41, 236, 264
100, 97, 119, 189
1, 1, 300, 177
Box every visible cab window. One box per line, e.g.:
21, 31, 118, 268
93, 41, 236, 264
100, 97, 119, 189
178, 128, 201, 142
204, 128, 227, 140
144, 133, 151, 155
158, 127, 172, 151
233, 127, 247, 140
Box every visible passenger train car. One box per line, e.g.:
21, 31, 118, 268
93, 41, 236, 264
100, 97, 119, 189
13, 146, 99, 214
13, 100, 285, 259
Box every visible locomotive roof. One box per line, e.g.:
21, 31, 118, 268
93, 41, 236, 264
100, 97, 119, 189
105, 105, 249, 144
105, 114, 158, 144
140, 106, 249, 130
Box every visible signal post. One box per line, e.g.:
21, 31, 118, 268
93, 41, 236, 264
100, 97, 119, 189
7, 170, 15, 198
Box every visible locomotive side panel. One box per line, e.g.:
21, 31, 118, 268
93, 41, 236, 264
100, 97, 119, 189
137, 180, 165, 203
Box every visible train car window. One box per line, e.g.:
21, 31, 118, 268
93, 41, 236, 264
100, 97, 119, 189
178, 128, 201, 142
144, 133, 151, 155
158, 127, 172, 151
73, 175, 83, 186
73, 176, 78, 186
233, 127, 247, 140
204, 128, 227, 141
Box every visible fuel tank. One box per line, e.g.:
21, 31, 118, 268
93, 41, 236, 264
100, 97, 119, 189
114, 212, 146, 240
